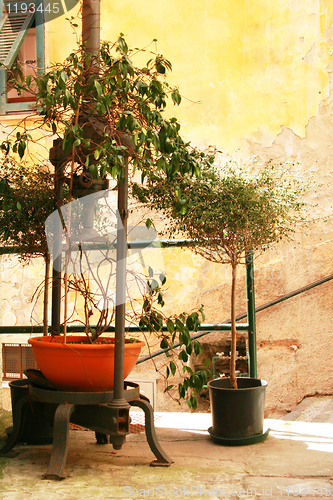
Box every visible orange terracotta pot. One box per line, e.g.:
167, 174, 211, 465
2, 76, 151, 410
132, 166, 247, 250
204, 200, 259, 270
28, 336, 145, 392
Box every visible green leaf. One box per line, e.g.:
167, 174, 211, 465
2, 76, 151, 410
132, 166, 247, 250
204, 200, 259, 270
145, 218, 152, 228
164, 384, 175, 393
89, 163, 98, 179
17, 141, 26, 159
194, 375, 202, 393
166, 319, 174, 334
178, 383, 185, 399
119, 61, 128, 78
194, 340, 202, 356
60, 71, 68, 84
157, 292, 165, 306
156, 62, 165, 74
179, 349, 188, 362
94, 80, 102, 98
186, 315, 194, 330
175, 318, 184, 332
62, 134, 75, 153
151, 279, 158, 289
148, 266, 154, 278
170, 360, 176, 376
74, 81, 81, 95
118, 36, 128, 55
160, 337, 169, 350
137, 80, 148, 95
171, 89, 182, 105
16, 201, 21, 210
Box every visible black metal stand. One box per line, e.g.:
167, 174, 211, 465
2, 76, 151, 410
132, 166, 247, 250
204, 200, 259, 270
0, 380, 172, 479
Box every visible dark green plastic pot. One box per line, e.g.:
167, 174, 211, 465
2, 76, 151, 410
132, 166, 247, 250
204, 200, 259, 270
208, 377, 267, 441
8, 379, 56, 444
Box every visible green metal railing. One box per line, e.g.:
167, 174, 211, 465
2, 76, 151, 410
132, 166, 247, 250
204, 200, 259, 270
1, 240, 332, 378
0, 239, 256, 375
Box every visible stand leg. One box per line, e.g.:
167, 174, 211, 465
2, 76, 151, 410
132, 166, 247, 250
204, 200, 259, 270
0, 394, 29, 457
130, 398, 173, 467
43, 404, 74, 480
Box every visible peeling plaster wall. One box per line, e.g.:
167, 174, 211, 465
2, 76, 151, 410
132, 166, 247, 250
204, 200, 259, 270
237, 7, 333, 411
1, 1, 333, 412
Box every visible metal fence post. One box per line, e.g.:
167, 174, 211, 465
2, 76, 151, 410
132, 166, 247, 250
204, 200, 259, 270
246, 250, 257, 378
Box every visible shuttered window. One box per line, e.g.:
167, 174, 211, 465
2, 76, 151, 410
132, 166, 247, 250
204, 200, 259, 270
0, 0, 44, 114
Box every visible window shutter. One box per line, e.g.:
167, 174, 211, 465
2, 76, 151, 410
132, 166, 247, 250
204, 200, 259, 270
0, 10, 35, 68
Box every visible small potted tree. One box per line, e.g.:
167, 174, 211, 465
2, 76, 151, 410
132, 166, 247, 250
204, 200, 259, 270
136, 159, 309, 441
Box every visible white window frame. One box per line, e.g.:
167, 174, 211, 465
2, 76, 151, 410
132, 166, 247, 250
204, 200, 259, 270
0, 0, 44, 114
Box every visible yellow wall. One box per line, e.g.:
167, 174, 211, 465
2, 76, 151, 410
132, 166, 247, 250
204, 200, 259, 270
48, 0, 333, 150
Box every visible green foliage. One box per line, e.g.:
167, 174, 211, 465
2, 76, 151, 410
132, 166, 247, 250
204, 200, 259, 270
139, 159, 309, 265
0, 156, 55, 260
0, 133, 32, 160
137, 272, 209, 408
5, 36, 213, 203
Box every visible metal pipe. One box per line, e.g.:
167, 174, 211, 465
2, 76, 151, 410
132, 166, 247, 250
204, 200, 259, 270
0, 323, 249, 335
0, 239, 195, 255
113, 158, 128, 403
253, 275, 333, 314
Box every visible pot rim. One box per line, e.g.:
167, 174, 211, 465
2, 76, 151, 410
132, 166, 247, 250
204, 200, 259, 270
208, 377, 267, 390
28, 335, 145, 349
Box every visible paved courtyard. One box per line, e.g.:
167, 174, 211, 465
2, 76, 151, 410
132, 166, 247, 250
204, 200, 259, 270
0, 394, 332, 499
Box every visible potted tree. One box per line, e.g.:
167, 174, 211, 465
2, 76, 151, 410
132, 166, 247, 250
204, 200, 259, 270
1, 34, 213, 396
0, 156, 56, 334
136, 159, 309, 442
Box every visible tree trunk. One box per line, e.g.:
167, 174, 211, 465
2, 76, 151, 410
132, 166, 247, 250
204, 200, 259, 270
82, 0, 100, 59
229, 261, 238, 389
43, 254, 50, 335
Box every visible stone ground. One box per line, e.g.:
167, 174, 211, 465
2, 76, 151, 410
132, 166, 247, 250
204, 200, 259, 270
0, 395, 332, 499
